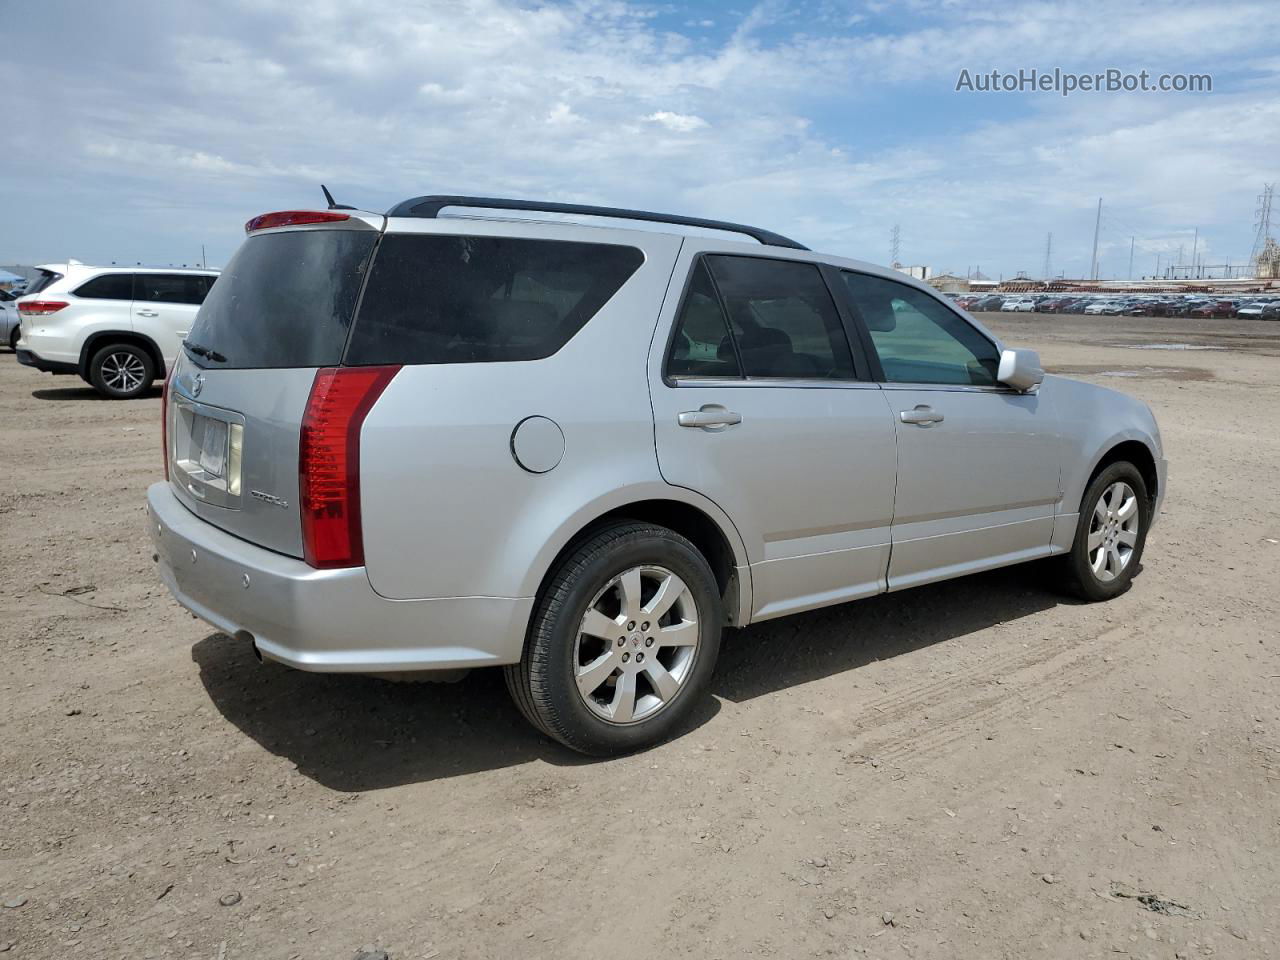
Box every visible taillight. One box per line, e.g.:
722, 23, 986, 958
161, 363, 175, 481
299, 366, 399, 569
245, 210, 350, 233
18, 300, 68, 316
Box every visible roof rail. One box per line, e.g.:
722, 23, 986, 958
385, 195, 808, 250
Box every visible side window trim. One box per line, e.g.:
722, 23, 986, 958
663, 252, 873, 386
836, 267, 1012, 390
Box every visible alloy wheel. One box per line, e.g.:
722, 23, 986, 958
1088, 480, 1140, 582
573, 564, 700, 724
101, 352, 147, 393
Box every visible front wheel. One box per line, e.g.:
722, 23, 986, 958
1056, 461, 1150, 601
505, 522, 723, 756
88, 343, 154, 399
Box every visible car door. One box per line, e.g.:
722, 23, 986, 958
132, 274, 211, 368
838, 270, 1061, 591
649, 249, 899, 622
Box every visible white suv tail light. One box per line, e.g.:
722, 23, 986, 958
18, 300, 69, 316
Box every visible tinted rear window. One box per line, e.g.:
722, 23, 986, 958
75, 273, 135, 300
137, 273, 213, 305
345, 235, 643, 365
186, 230, 377, 369
26, 270, 63, 296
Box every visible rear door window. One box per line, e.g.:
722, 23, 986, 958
701, 255, 855, 379
666, 260, 741, 379
345, 235, 644, 365
74, 273, 135, 301
136, 274, 212, 305
25, 270, 64, 296
186, 229, 378, 369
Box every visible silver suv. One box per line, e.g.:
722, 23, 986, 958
148, 196, 1167, 755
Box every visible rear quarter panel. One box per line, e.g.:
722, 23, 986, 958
357, 220, 705, 601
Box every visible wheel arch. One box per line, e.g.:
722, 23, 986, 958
525, 491, 752, 628
1081, 438, 1159, 511
79, 331, 165, 381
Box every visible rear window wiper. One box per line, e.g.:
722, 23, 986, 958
184, 340, 227, 363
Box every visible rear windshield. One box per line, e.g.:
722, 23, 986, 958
26, 270, 63, 296
345, 235, 643, 365
185, 230, 376, 369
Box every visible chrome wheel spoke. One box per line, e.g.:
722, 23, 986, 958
642, 572, 687, 621
1117, 528, 1138, 548
577, 650, 619, 696
1116, 494, 1137, 522
656, 620, 698, 647
1087, 528, 1105, 551
609, 672, 638, 723
619, 567, 643, 621
581, 608, 622, 641
642, 660, 680, 701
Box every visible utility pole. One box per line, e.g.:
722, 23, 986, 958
1042, 232, 1053, 279
1089, 197, 1102, 281
1128, 236, 1134, 280
201, 244, 207, 270
1154, 253, 1161, 278
1250, 184, 1275, 273
890, 225, 901, 267
1190, 228, 1198, 277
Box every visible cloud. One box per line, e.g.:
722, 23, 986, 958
0, 0, 1276, 278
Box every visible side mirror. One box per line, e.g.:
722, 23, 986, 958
997, 348, 1044, 392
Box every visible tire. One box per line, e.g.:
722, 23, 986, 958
505, 521, 723, 756
8, 326, 17, 351
88, 343, 154, 399
1056, 461, 1151, 602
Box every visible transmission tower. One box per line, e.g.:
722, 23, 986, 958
1250, 184, 1275, 273
890, 224, 901, 267
1042, 232, 1053, 279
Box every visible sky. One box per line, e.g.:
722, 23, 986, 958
1, 0, 1278, 279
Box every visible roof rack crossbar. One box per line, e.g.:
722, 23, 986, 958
384, 195, 808, 250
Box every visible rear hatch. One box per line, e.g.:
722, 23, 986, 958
166, 215, 383, 557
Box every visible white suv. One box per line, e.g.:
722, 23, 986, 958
16, 262, 219, 398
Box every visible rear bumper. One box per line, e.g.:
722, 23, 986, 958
15, 347, 77, 374
147, 482, 533, 672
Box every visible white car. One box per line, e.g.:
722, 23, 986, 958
1083, 300, 1114, 315
0, 289, 20, 350
16, 263, 219, 398
1000, 298, 1035, 312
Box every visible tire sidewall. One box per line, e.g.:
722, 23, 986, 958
1070, 462, 1151, 601
89, 343, 154, 399
532, 530, 723, 755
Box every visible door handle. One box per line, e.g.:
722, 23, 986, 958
678, 408, 742, 429
136, 309, 159, 317
900, 405, 944, 426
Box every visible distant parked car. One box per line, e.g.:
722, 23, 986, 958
1235, 301, 1271, 319
16, 263, 219, 398
971, 296, 1004, 312
1000, 297, 1035, 312
1189, 300, 1234, 319
1261, 302, 1280, 321
0, 290, 21, 351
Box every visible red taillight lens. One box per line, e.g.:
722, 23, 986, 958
18, 300, 68, 316
245, 210, 351, 233
161, 363, 175, 481
299, 366, 399, 569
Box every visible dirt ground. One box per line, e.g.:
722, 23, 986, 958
2, 313, 1278, 960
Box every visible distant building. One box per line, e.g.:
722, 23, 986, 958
927, 273, 970, 293
895, 265, 931, 281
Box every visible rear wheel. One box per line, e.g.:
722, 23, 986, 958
1056, 461, 1150, 601
505, 522, 723, 756
88, 343, 154, 399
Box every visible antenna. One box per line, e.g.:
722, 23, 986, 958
320, 184, 357, 211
